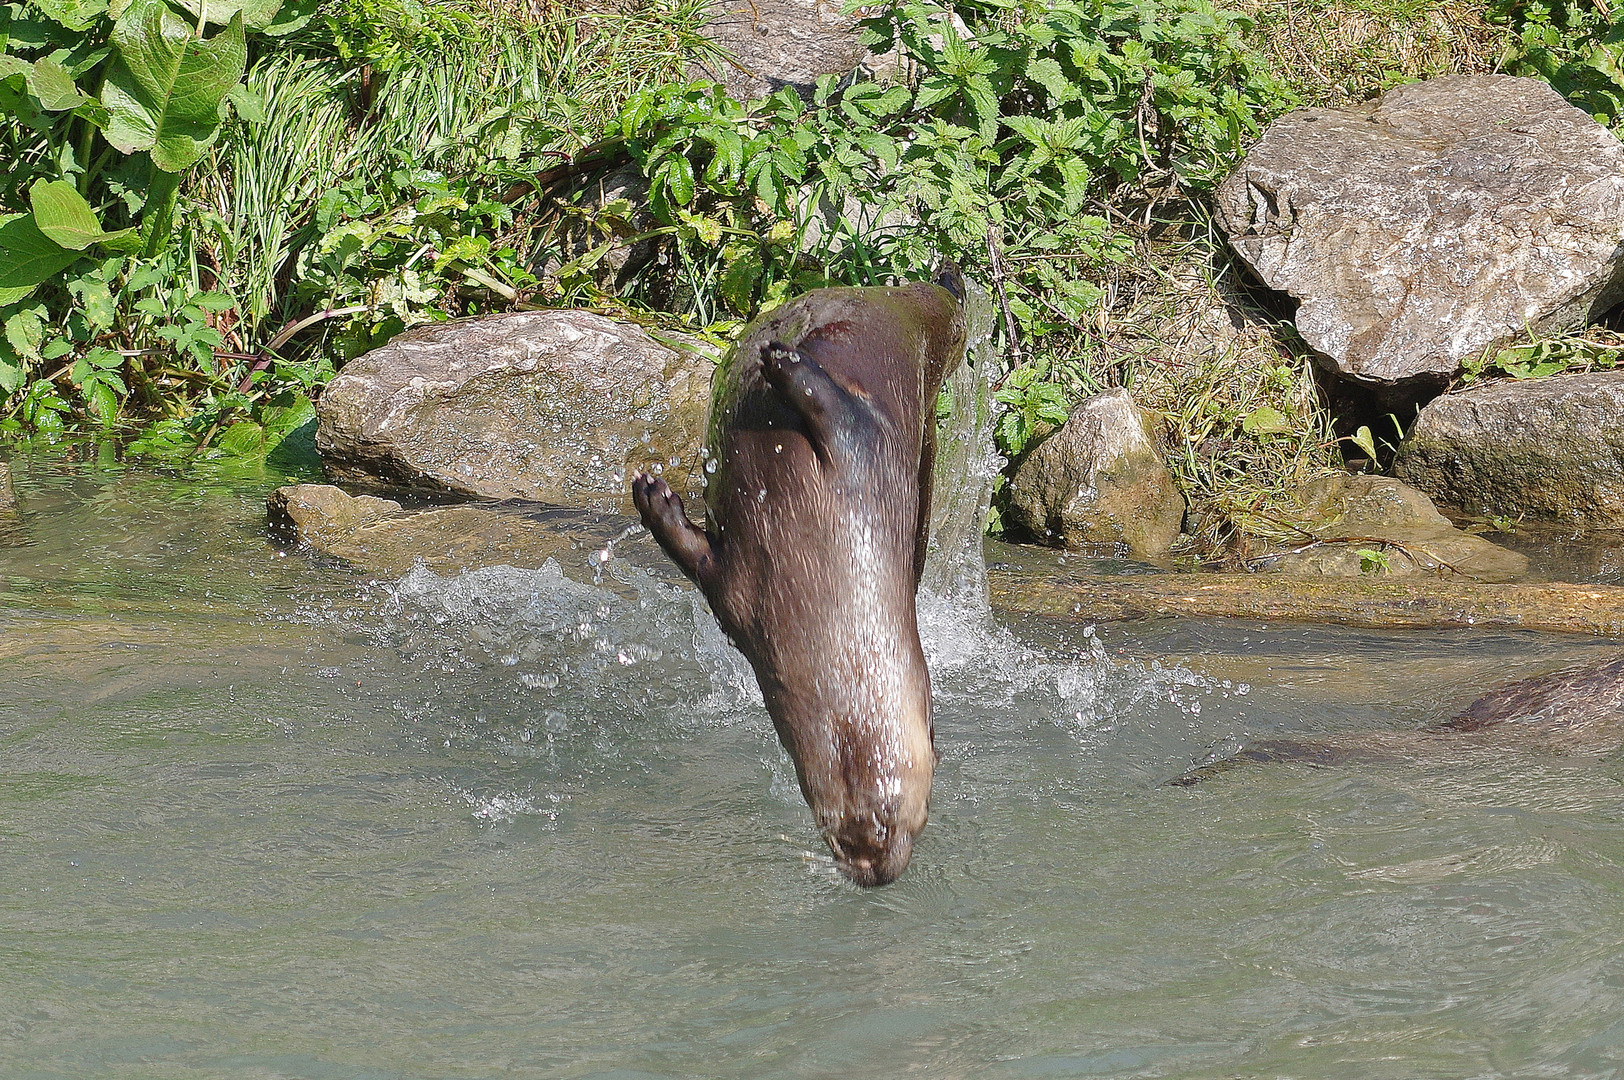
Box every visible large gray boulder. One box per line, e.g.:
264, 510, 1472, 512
695, 0, 871, 102
1394, 372, 1624, 527
1260, 473, 1528, 582
1215, 75, 1624, 385
1005, 388, 1185, 558
316, 310, 714, 512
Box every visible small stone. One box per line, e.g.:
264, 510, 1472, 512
1394, 371, 1624, 527
1005, 388, 1186, 558
267, 484, 401, 545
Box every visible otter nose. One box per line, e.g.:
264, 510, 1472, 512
825, 823, 913, 887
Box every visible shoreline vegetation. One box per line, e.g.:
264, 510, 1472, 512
1, 0, 1620, 558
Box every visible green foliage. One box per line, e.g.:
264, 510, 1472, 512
1357, 546, 1392, 574
1463, 329, 1624, 381
584, 0, 1290, 473
1491, 0, 1623, 125
993, 364, 1070, 458
1, 0, 706, 445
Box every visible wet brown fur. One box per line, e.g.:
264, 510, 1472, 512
633, 278, 967, 886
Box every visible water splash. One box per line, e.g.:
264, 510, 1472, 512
922, 280, 1004, 612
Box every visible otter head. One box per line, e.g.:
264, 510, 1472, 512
771, 691, 936, 887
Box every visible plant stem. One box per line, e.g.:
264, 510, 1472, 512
141, 164, 182, 259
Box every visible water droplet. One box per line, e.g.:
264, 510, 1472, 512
704, 459, 718, 474
774, 444, 783, 453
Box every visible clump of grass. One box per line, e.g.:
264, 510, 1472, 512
183, 0, 717, 357
1241, 0, 1502, 105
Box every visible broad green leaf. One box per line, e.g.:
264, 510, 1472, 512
215, 419, 265, 456
4, 308, 44, 361
659, 154, 695, 206
223, 81, 264, 124
1241, 405, 1291, 437
172, 0, 280, 28
68, 276, 117, 329
28, 57, 92, 113
82, 376, 120, 422
26, 58, 90, 115
32, 0, 107, 31
0, 355, 23, 395
0, 56, 29, 82
259, 0, 315, 35
30, 179, 113, 250
0, 213, 79, 289
102, 0, 246, 172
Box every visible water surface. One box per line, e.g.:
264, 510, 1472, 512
3, 445, 1624, 1079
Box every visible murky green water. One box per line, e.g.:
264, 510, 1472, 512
4, 445, 1624, 1079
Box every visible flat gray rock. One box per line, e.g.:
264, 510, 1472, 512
1216, 75, 1624, 384
695, 0, 871, 102
1395, 371, 1624, 527
316, 310, 714, 512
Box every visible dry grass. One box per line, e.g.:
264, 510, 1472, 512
1241, 0, 1503, 106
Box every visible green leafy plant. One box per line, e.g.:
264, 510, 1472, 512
1491, 0, 1623, 126
993, 364, 1071, 458
1357, 546, 1392, 573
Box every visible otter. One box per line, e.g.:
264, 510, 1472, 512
633, 274, 967, 886
1170, 655, 1624, 785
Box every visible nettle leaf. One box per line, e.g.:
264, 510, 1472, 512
0, 355, 23, 395
223, 80, 264, 122
0, 212, 80, 290
1024, 56, 1080, 106
32, 0, 108, 31
102, 0, 246, 172
29, 179, 137, 250
4, 307, 44, 361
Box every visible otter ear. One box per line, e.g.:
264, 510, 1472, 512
933, 261, 964, 302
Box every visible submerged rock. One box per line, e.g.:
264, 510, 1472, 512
1394, 372, 1624, 528
315, 310, 713, 512
267, 484, 401, 544
1260, 473, 1528, 582
1171, 654, 1624, 784
1005, 388, 1185, 558
267, 484, 584, 577
991, 571, 1624, 637
1215, 75, 1624, 386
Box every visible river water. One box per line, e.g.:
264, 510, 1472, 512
4, 444, 1624, 1079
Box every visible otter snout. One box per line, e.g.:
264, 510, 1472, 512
824, 812, 921, 888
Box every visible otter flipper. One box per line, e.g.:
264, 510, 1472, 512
632, 474, 718, 591
760, 341, 869, 461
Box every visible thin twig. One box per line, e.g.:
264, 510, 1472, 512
985, 224, 1020, 369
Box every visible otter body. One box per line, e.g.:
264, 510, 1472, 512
633, 279, 967, 886
1172, 655, 1624, 785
